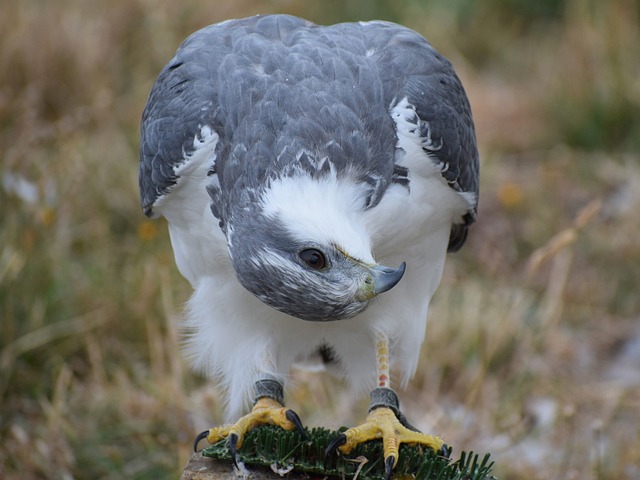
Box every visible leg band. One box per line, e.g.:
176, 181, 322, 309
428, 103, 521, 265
369, 387, 400, 416
369, 387, 420, 432
253, 375, 284, 405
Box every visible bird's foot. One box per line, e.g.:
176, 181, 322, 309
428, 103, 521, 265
325, 388, 450, 479
194, 396, 304, 455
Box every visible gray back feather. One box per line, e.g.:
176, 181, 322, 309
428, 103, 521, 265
139, 14, 479, 249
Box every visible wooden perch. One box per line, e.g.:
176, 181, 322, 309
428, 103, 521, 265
180, 453, 315, 480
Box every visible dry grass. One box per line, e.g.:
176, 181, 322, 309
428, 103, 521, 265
1, 1, 639, 479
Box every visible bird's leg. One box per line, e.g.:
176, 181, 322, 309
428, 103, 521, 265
375, 331, 392, 389
194, 375, 305, 459
326, 333, 450, 479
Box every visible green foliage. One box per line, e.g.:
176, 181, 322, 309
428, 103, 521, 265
203, 425, 494, 480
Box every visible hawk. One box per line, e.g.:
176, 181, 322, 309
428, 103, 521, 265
139, 14, 478, 478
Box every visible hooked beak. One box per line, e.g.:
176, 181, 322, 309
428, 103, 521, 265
355, 261, 406, 301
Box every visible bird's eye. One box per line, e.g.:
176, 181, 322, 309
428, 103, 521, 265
299, 249, 327, 270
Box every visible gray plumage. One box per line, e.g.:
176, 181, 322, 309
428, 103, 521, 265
139, 14, 478, 250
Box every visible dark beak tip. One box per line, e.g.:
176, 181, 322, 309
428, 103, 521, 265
372, 261, 406, 295
392, 261, 407, 278
394, 261, 407, 284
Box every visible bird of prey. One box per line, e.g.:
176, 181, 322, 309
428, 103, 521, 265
139, 14, 478, 477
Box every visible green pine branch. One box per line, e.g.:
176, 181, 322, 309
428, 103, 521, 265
202, 425, 495, 480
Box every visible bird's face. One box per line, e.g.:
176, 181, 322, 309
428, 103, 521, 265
229, 224, 405, 321
226, 175, 406, 321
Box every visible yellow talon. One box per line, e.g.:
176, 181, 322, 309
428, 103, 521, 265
206, 425, 231, 445
338, 407, 445, 467
195, 397, 304, 452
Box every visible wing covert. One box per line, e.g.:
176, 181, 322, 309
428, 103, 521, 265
364, 22, 480, 251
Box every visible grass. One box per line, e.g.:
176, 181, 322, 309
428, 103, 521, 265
1, 0, 639, 479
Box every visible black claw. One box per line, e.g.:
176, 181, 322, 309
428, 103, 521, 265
384, 455, 395, 480
324, 433, 347, 469
397, 411, 421, 432
285, 409, 307, 439
193, 430, 209, 452
440, 443, 452, 459
228, 433, 239, 468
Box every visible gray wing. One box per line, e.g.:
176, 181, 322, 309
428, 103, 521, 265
138, 24, 222, 217
139, 15, 396, 222
362, 22, 480, 251
139, 16, 316, 217
139, 16, 479, 253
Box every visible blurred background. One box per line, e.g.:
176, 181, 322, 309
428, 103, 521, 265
1, 0, 639, 478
